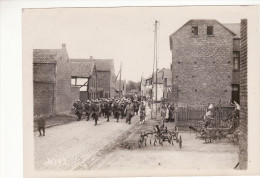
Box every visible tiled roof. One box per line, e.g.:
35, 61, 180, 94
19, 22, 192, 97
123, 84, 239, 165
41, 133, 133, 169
70, 59, 95, 77
70, 58, 114, 72
33, 49, 61, 63
223, 23, 241, 38
94, 59, 114, 72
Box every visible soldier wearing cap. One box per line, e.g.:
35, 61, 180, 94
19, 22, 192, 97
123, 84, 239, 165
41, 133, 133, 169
125, 100, 134, 124
72, 99, 84, 121
104, 99, 112, 122
113, 100, 121, 122
91, 100, 99, 125
83, 100, 92, 121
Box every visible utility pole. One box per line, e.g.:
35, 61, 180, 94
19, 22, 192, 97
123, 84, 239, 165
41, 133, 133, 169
151, 20, 158, 120
119, 62, 122, 98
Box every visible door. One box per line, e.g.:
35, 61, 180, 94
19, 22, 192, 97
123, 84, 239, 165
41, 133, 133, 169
232, 84, 240, 104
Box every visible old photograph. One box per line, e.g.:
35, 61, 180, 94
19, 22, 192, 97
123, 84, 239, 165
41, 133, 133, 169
22, 5, 260, 177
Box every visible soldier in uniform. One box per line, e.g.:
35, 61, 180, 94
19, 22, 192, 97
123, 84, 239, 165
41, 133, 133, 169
91, 100, 99, 125
37, 114, 46, 136
113, 100, 121, 122
100, 99, 106, 117
133, 100, 139, 115
73, 99, 83, 121
125, 100, 134, 124
104, 99, 112, 122
83, 100, 92, 121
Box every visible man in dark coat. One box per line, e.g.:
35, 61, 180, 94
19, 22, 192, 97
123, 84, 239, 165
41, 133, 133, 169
37, 115, 46, 136
73, 99, 83, 121
91, 100, 99, 125
104, 100, 112, 122
125, 100, 134, 124
83, 100, 92, 121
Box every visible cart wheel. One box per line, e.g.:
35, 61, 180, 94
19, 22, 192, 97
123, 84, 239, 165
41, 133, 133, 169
179, 135, 182, 149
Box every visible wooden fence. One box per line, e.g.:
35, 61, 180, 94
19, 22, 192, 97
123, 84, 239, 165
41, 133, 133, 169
176, 106, 234, 128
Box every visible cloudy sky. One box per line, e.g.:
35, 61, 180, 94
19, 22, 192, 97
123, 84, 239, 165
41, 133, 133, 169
23, 6, 251, 82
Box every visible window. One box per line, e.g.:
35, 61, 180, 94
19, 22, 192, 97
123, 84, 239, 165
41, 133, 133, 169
164, 78, 167, 87
232, 85, 239, 91
71, 78, 76, 85
191, 26, 198, 36
207, 26, 214, 36
233, 57, 240, 70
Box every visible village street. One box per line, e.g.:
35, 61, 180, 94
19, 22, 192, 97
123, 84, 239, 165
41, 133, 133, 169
34, 115, 140, 171
35, 106, 239, 171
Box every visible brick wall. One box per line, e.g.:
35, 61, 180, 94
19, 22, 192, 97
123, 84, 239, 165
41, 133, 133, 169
54, 45, 72, 114
33, 63, 56, 83
33, 63, 56, 117
238, 19, 248, 170
34, 83, 54, 117
170, 20, 234, 106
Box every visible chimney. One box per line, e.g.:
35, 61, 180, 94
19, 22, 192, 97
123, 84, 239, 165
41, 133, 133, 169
62, 43, 66, 48
90, 56, 93, 60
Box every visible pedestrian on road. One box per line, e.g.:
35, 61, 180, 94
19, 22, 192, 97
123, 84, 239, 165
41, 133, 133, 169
104, 99, 112, 122
37, 114, 46, 137
72, 99, 83, 121
125, 100, 134, 124
91, 100, 99, 125
83, 100, 92, 121
139, 101, 146, 124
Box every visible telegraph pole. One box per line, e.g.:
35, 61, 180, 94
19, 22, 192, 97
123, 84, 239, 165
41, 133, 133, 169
151, 20, 158, 120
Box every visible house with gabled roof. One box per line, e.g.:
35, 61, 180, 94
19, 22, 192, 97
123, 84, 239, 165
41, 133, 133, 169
141, 68, 167, 101
70, 59, 97, 101
72, 57, 116, 98
33, 44, 72, 116
169, 19, 241, 106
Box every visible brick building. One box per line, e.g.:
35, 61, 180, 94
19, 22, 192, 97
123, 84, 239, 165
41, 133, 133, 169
70, 59, 97, 102
238, 19, 247, 170
169, 19, 241, 106
33, 44, 72, 117
93, 58, 116, 98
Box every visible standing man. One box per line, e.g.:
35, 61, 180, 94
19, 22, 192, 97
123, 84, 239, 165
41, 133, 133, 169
104, 99, 112, 122
91, 100, 99, 126
139, 101, 146, 124
72, 99, 83, 121
125, 100, 134, 124
83, 100, 92, 121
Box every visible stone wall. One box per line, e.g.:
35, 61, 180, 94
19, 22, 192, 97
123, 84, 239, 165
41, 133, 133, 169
238, 19, 248, 170
170, 20, 234, 106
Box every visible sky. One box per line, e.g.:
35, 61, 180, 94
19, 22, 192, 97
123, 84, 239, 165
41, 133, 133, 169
23, 6, 251, 82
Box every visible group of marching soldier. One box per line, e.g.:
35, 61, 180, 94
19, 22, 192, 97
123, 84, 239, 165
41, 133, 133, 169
72, 97, 147, 126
